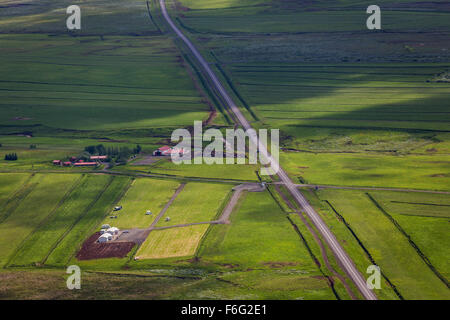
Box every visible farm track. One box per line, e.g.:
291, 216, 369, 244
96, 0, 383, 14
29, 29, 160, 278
147, 183, 265, 231
159, 0, 377, 299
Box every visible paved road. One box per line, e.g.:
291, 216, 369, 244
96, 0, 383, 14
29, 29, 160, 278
159, 0, 377, 300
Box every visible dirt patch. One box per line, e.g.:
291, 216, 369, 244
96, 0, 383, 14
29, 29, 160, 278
263, 262, 299, 268
76, 232, 135, 261
431, 173, 449, 178
11, 117, 32, 121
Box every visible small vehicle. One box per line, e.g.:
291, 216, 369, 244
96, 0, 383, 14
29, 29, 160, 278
146, 210, 152, 215
113, 205, 123, 211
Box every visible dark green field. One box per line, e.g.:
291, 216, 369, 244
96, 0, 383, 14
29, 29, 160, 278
0, 0, 448, 300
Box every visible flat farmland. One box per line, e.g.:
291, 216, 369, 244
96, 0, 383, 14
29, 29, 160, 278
46, 176, 132, 266
0, 34, 210, 131
280, 152, 450, 191
9, 174, 112, 266
199, 191, 320, 268
0, 173, 79, 267
0, 173, 31, 210
226, 64, 450, 132
102, 178, 180, 229
315, 188, 450, 300
155, 182, 232, 227
0, 0, 160, 35
136, 182, 232, 260
176, 0, 450, 34
143, 158, 260, 181
136, 224, 208, 260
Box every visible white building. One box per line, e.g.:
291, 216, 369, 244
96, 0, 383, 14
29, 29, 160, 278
107, 227, 119, 235
98, 233, 112, 243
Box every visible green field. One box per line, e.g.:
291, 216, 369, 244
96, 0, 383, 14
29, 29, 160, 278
101, 178, 180, 229
0, 0, 448, 300
137, 224, 209, 259
46, 176, 132, 266
9, 174, 112, 266
0, 173, 79, 267
136, 182, 231, 259
314, 188, 449, 300
155, 182, 231, 227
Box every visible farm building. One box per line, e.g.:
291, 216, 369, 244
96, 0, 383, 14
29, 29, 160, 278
90, 155, 108, 161
63, 161, 72, 167
107, 227, 119, 235
98, 233, 112, 243
52, 160, 61, 165
153, 146, 185, 156
73, 161, 98, 167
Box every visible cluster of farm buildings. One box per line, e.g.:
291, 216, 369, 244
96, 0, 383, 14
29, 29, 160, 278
98, 224, 120, 243
153, 146, 185, 156
52, 155, 108, 167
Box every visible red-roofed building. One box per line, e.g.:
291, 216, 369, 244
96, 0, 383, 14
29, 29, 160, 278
73, 162, 98, 167
53, 160, 61, 165
63, 162, 72, 167
153, 146, 185, 156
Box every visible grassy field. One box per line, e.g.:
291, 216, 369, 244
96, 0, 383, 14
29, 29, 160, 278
0, 173, 31, 210
197, 190, 338, 299
0, 0, 448, 300
0, 173, 79, 267
101, 177, 180, 229
280, 152, 450, 191
136, 182, 231, 259
155, 182, 231, 227
9, 174, 112, 266
314, 188, 449, 300
136, 224, 209, 260
46, 176, 132, 266
125, 157, 260, 181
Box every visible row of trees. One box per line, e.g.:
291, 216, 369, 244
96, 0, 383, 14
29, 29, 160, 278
4, 153, 18, 161
83, 144, 142, 165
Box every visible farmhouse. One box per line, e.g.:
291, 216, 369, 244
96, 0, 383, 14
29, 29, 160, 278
153, 146, 185, 156
52, 160, 61, 165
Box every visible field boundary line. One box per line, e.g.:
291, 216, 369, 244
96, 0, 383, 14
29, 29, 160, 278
5, 174, 84, 268
296, 184, 450, 195
65, 177, 134, 266
0, 173, 36, 225
286, 215, 341, 300
324, 200, 404, 299
273, 184, 357, 299
366, 193, 449, 288
41, 176, 116, 265
146, 0, 162, 34
215, 63, 259, 121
